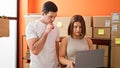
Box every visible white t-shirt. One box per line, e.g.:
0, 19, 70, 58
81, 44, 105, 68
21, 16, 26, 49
26, 19, 59, 68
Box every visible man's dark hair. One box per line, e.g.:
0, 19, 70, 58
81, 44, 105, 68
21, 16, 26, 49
42, 1, 58, 14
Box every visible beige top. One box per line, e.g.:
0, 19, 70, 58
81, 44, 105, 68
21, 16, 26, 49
67, 36, 89, 61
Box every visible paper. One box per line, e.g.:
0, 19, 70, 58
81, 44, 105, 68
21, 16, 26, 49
105, 20, 110, 27
57, 22, 62, 27
98, 29, 104, 35
112, 13, 119, 23
115, 38, 120, 44
112, 24, 117, 32
0, 16, 9, 37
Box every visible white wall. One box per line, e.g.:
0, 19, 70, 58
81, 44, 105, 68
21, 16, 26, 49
0, 20, 17, 68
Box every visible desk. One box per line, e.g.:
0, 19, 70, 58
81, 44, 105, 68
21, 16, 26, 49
92, 38, 111, 68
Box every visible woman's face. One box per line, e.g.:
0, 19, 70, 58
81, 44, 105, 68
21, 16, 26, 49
73, 22, 82, 38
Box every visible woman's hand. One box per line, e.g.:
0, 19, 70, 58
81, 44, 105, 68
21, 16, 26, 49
67, 60, 75, 68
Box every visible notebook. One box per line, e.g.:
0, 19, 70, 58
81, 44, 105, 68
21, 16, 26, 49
74, 49, 104, 68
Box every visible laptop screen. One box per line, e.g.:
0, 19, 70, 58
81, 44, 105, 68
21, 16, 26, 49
75, 49, 104, 68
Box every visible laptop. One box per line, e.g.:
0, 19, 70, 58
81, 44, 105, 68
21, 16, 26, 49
74, 49, 105, 68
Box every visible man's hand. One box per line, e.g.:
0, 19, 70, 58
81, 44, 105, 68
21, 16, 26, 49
45, 23, 54, 33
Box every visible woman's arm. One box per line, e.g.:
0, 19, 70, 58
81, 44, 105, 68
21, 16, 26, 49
86, 37, 94, 50
59, 37, 74, 68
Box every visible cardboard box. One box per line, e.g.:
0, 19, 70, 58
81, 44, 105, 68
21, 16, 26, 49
84, 16, 92, 27
111, 45, 120, 68
104, 56, 108, 67
54, 17, 71, 37
92, 27, 111, 39
98, 45, 108, 57
24, 14, 41, 26
86, 27, 92, 38
0, 17, 9, 37
111, 35, 120, 46
54, 16, 92, 37
93, 16, 111, 27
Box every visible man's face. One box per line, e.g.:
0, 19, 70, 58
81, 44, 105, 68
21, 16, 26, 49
43, 11, 57, 24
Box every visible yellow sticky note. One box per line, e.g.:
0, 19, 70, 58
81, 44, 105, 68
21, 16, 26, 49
57, 22, 62, 27
98, 29, 104, 35
115, 38, 120, 44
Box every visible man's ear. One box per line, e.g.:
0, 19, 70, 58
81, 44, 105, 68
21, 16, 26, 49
41, 12, 46, 16
41, 12, 44, 16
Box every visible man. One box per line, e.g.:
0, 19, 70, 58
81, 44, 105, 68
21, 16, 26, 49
26, 1, 59, 68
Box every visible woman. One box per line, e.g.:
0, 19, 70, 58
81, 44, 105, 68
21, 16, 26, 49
59, 15, 94, 68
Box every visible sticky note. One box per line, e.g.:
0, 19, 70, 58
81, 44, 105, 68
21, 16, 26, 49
57, 22, 62, 27
115, 38, 120, 44
98, 29, 104, 35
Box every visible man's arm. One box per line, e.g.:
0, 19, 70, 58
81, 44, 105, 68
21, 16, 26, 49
27, 24, 54, 55
27, 31, 49, 55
